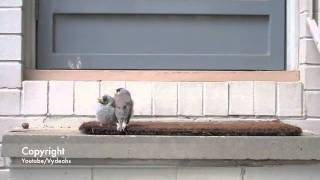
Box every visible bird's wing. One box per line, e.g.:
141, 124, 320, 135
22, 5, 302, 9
126, 100, 134, 124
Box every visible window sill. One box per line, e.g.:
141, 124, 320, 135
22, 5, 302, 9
2, 129, 319, 160
23, 70, 300, 82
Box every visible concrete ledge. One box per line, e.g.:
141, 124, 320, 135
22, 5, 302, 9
2, 129, 320, 160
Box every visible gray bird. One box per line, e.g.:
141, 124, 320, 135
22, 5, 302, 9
114, 88, 134, 132
96, 95, 117, 125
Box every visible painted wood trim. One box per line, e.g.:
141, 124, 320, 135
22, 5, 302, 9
24, 70, 300, 82
286, 0, 299, 70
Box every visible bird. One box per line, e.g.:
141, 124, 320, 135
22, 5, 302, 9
114, 88, 134, 132
96, 95, 117, 125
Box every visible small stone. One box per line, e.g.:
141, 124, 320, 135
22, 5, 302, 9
21, 122, 29, 129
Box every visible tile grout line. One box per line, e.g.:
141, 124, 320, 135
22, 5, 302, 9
275, 82, 278, 118
151, 82, 154, 116
202, 82, 205, 116
46, 81, 49, 116
241, 167, 246, 180
253, 81, 255, 116
73, 81, 75, 115
228, 82, 231, 115
177, 82, 180, 116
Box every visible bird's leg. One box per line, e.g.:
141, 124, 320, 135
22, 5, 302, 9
116, 123, 121, 131
122, 122, 127, 131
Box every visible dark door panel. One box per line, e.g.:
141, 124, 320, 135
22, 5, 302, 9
37, 0, 285, 70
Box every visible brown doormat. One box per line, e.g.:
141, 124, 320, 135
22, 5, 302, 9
79, 120, 302, 136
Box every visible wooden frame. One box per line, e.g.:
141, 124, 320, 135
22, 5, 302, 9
23, 0, 300, 82
24, 70, 299, 81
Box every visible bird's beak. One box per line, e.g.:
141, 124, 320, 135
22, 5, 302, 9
97, 98, 103, 103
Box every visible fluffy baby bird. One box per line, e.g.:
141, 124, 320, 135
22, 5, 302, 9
96, 95, 117, 125
114, 88, 133, 132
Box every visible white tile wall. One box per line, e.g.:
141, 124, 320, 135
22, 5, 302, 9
74, 81, 99, 115
305, 92, 320, 117
153, 82, 178, 116
254, 82, 276, 116
22, 81, 48, 115
204, 82, 229, 116
0, 0, 22, 7
301, 66, 320, 90
94, 167, 177, 180
0, 35, 21, 60
10, 168, 91, 180
49, 81, 74, 115
178, 82, 203, 116
0, 89, 20, 115
0, 62, 21, 88
277, 82, 302, 117
177, 167, 241, 180
0, 8, 21, 33
100, 81, 125, 97
299, 39, 320, 64
229, 81, 254, 115
245, 164, 320, 180
126, 81, 153, 116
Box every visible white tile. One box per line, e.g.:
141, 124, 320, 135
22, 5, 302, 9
126, 81, 152, 116
229, 82, 254, 115
0, 9, 21, 33
299, 39, 320, 64
277, 82, 302, 117
10, 168, 91, 180
254, 82, 276, 116
0, 62, 21, 88
0, 0, 22, 7
22, 81, 48, 115
178, 82, 203, 116
100, 81, 125, 97
204, 82, 228, 116
0, 35, 21, 60
301, 66, 320, 90
305, 92, 320, 117
299, 13, 312, 38
246, 164, 320, 180
178, 167, 241, 180
74, 81, 99, 115
153, 82, 177, 116
0, 169, 9, 180
49, 81, 74, 115
0, 145, 3, 167
299, 0, 313, 13
0, 89, 20, 115
94, 167, 176, 180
